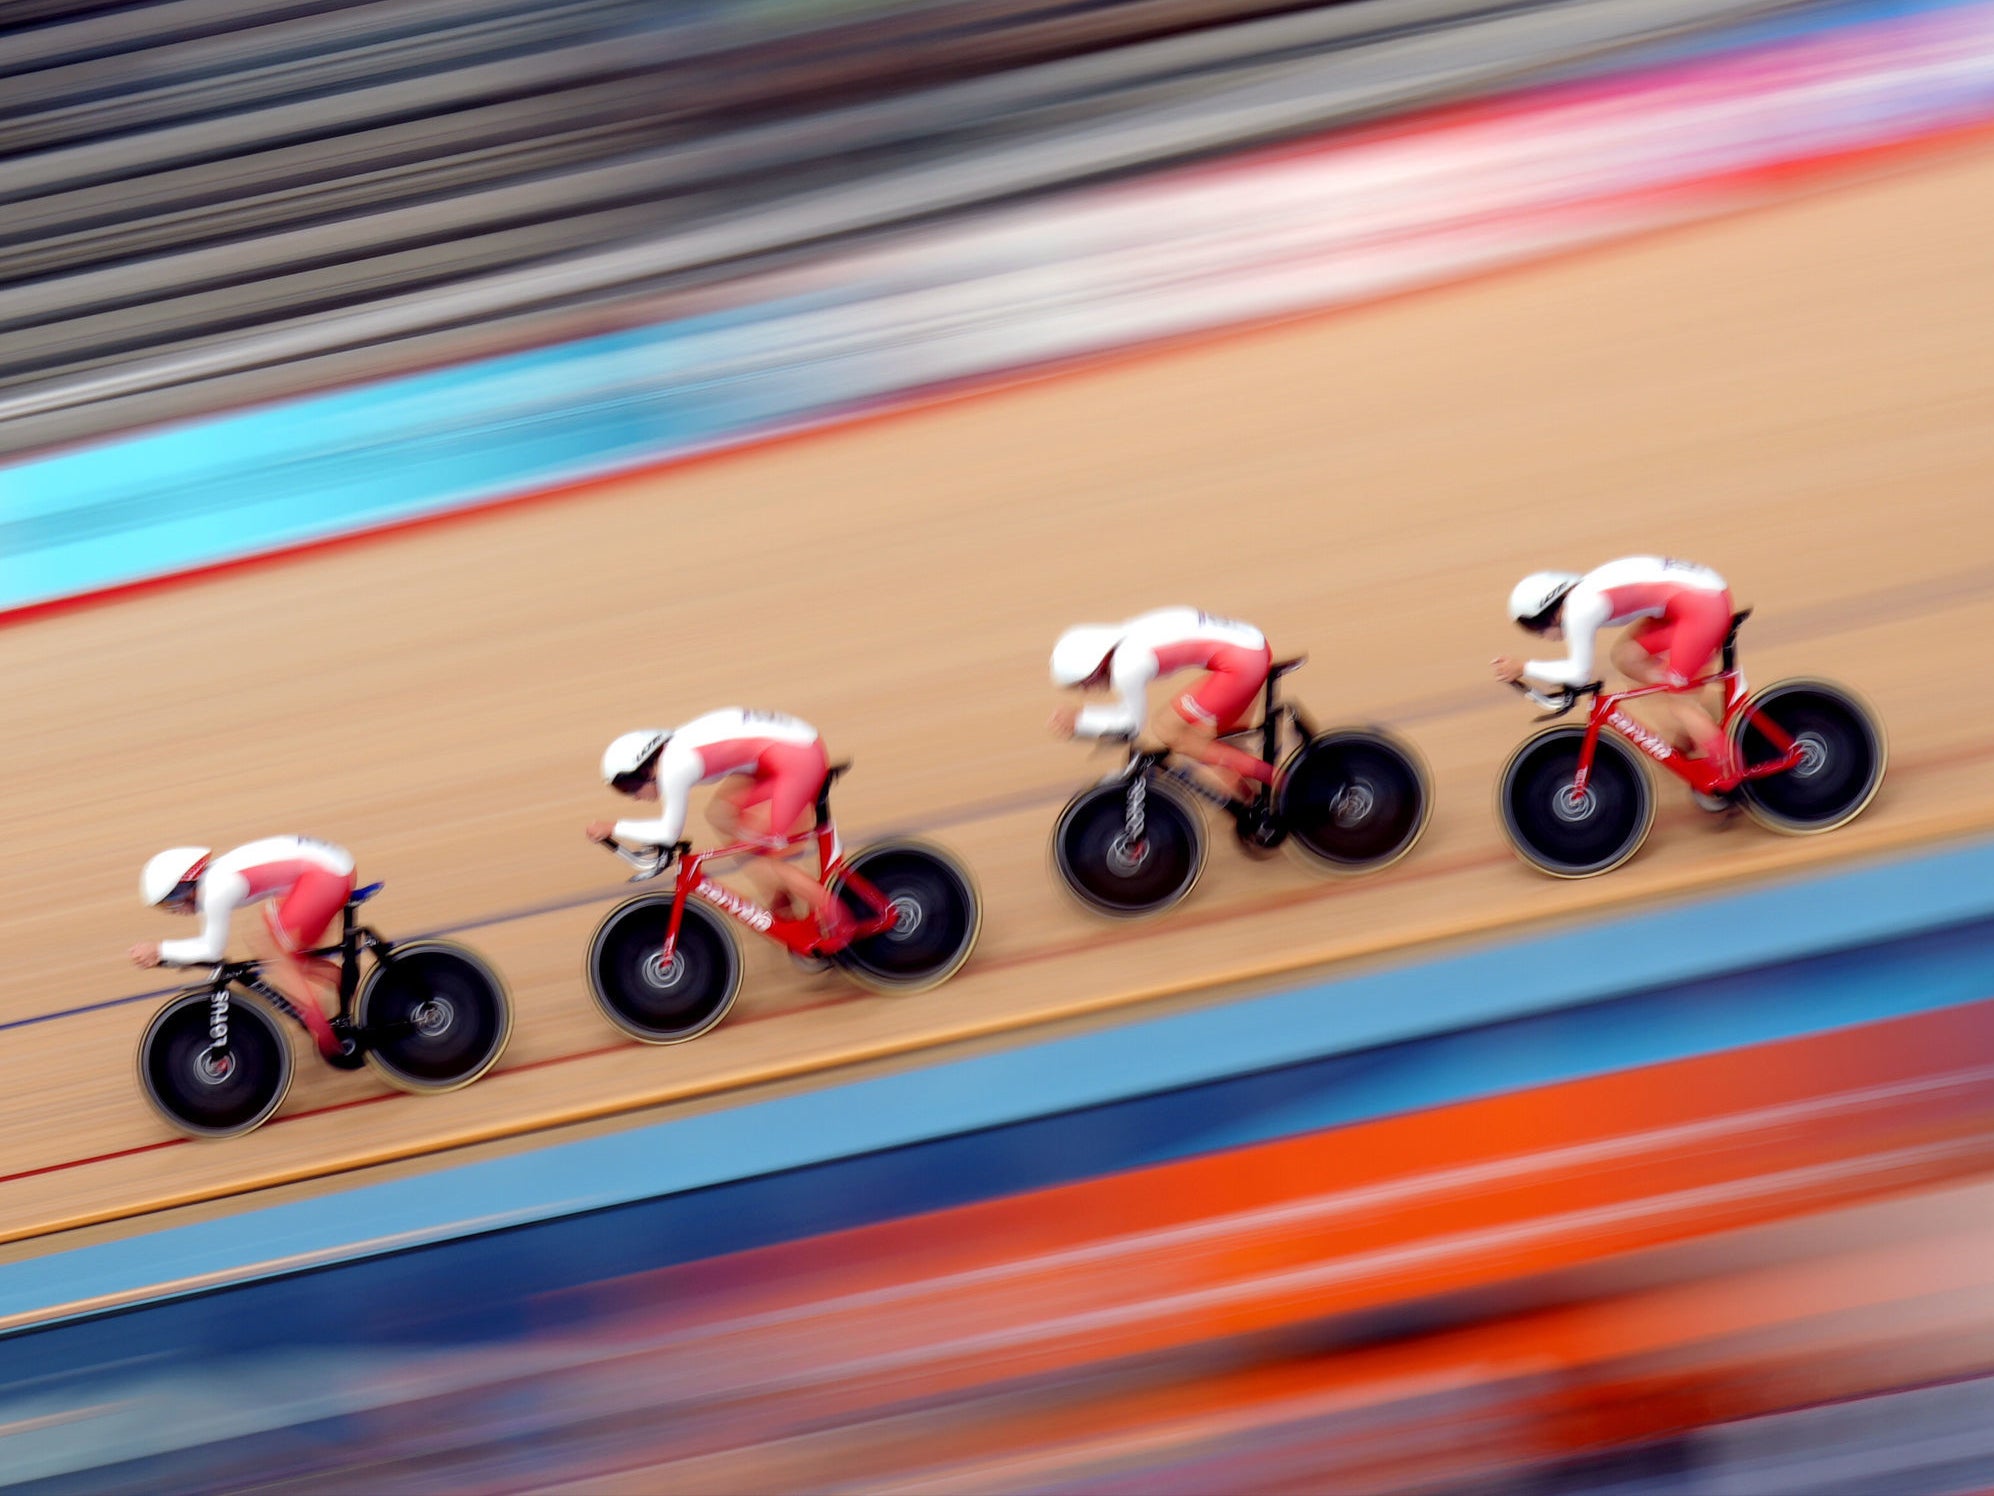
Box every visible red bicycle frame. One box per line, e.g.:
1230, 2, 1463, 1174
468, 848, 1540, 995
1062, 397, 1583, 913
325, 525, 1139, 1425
653, 812, 900, 963
1568, 665, 1802, 797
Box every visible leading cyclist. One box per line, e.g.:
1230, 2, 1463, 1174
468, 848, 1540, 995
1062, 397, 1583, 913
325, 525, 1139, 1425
1494, 555, 1738, 787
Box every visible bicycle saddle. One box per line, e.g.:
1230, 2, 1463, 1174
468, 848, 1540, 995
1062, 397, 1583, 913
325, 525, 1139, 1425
348, 882, 385, 906
1269, 655, 1307, 680
814, 761, 853, 826
1721, 610, 1752, 672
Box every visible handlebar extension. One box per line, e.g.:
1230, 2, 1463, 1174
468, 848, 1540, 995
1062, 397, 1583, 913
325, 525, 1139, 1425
1506, 678, 1603, 720
598, 837, 689, 883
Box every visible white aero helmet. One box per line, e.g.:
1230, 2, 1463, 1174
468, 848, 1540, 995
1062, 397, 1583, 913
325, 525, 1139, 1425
601, 729, 671, 787
1508, 571, 1581, 628
141, 846, 211, 907
1050, 624, 1123, 687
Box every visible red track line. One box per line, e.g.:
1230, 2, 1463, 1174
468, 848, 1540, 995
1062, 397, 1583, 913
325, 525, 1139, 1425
5, 120, 1992, 634
0, 1042, 641, 1189
0, 1138, 183, 1188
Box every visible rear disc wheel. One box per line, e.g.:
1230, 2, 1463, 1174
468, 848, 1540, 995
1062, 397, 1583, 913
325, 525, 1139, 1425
1276, 728, 1430, 873
831, 841, 982, 993
1730, 678, 1886, 833
356, 941, 512, 1093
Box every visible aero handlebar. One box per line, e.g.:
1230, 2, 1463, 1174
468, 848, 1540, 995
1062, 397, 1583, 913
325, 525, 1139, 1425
595, 837, 688, 883
1506, 678, 1603, 720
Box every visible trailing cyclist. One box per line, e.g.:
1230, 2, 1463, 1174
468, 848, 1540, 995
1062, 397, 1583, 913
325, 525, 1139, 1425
131, 836, 356, 1057
1494, 556, 1738, 788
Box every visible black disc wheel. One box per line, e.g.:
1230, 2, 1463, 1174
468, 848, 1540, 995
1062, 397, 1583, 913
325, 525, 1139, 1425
831, 840, 982, 993
587, 896, 742, 1043
1276, 728, 1431, 872
356, 941, 512, 1093
1730, 678, 1886, 834
1499, 727, 1654, 878
1050, 777, 1206, 918
137, 989, 292, 1139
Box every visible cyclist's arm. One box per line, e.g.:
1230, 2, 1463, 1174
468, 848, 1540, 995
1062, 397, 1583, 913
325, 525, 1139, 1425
613, 743, 701, 846
1523, 587, 1609, 688
157, 873, 243, 965
1074, 650, 1152, 738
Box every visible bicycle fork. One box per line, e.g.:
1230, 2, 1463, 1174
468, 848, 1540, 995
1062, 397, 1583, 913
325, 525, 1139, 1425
1120, 772, 1148, 853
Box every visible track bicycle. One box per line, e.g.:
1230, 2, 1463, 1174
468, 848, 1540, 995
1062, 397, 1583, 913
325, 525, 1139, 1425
1051, 656, 1431, 917
137, 882, 512, 1138
1499, 609, 1885, 877
588, 762, 981, 1042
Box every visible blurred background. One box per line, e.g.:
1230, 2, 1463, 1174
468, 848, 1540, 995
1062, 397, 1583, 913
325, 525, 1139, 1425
2, 0, 1994, 1489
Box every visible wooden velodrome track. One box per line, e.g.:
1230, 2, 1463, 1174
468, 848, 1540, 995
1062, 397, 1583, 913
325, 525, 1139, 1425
3, 143, 1993, 1251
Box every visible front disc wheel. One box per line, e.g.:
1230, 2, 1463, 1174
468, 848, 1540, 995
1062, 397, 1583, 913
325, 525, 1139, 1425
586, 895, 742, 1044
136, 990, 292, 1139
1050, 777, 1206, 917
1498, 728, 1654, 878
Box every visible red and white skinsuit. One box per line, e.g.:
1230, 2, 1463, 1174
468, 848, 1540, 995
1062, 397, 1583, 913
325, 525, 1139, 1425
612, 708, 829, 849
1523, 557, 1734, 689
1072, 608, 1275, 739
158, 837, 357, 966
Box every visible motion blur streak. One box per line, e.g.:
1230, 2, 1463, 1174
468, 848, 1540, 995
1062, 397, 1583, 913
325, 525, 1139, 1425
5, 0, 1994, 1489
9, 0, 1994, 615
11, 999, 1994, 1490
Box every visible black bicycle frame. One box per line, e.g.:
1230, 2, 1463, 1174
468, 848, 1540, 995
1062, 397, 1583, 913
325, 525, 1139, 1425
186, 898, 386, 1047
1119, 657, 1311, 836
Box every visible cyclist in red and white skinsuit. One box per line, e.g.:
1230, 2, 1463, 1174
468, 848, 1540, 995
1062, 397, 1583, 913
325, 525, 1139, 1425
1494, 556, 1737, 782
1049, 607, 1276, 799
589, 708, 840, 931
130, 837, 357, 1056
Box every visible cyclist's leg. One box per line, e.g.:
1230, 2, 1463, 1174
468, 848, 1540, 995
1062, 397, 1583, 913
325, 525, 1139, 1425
251, 870, 350, 1050
738, 747, 835, 923
1657, 592, 1732, 770
717, 775, 791, 912
705, 778, 752, 840
1157, 646, 1274, 796
1611, 627, 1668, 685
1613, 625, 1697, 751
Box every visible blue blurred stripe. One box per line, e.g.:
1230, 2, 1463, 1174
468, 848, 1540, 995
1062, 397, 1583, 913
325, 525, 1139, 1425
7, 0, 1994, 617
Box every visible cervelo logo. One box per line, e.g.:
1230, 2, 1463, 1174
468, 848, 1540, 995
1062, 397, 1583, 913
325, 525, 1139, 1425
208, 990, 230, 1043
1608, 710, 1675, 763
699, 881, 773, 933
